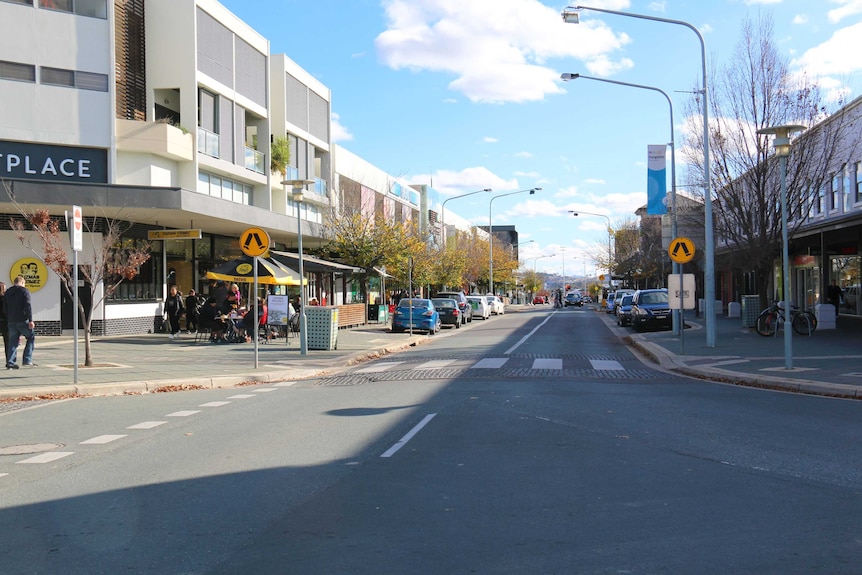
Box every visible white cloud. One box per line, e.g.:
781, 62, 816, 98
374, 0, 634, 103
514, 170, 541, 178
744, 0, 781, 4
828, 0, 862, 23
792, 14, 809, 24
483, 136, 499, 143
791, 21, 862, 81
585, 178, 606, 185
514, 151, 534, 158
648, 1, 666, 12
442, 98, 458, 104
412, 166, 518, 196
331, 113, 353, 142
554, 185, 580, 198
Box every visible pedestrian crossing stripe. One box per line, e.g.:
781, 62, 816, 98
356, 357, 626, 372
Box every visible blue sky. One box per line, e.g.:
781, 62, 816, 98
220, 0, 862, 276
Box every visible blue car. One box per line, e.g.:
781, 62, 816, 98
630, 289, 672, 332
392, 298, 441, 335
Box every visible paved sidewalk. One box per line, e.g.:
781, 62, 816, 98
3, 305, 862, 402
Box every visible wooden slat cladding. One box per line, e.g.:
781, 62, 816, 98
115, 0, 146, 121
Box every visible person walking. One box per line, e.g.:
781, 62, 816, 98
185, 288, 200, 333
164, 285, 185, 340
827, 282, 843, 317
0, 282, 9, 368
4, 275, 36, 369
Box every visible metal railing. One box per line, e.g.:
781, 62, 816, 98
244, 146, 265, 174
197, 127, 219, 158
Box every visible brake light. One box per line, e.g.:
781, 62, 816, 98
452, 309, 459, 316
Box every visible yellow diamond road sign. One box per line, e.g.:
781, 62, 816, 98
240, 227, 271, 257
668, 236, 696, 264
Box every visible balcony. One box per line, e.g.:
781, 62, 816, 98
244, 146, 265, 174
197, 127, 219, 158
116, 119, 193, 162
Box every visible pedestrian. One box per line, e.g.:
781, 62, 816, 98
827, 282, 843, 317
185, 288, 200, 333
164, 285, 185, 339
224, 283, 242, 312
4, 275, 36, 369
0, 281, 9, 367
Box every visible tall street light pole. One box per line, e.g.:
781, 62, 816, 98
283, 178, 315, 356
441, 188, 492, 246
757, 125, 806, 370
489, 188, 540, 295
563, 4, 715, 347
569, 210, 611, 288
561, 72, 680, 333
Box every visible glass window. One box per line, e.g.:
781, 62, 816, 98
221, 178, 233, 201
856, 162, 862, 204
39, 0, 72, 12
197, 171, 209, 195
209, 175, 221, 197
832, 173, 841, 211
2, 0, 34, 5
843, 165, 852, 212
0, 60, 36, 82
75, 0, 106, 18
41, 66, 74, 86
817, 184, 825, 214
76, 70, 108, 92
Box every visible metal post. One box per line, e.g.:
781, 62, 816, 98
780, 153, 793, 369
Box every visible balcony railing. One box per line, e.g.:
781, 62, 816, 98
314, 177, 328, 196
244, 146, 265, 174
197, 127, 219, 158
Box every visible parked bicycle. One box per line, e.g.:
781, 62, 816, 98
754, 300, 818, 337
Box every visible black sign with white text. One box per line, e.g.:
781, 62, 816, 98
0, 140, 108, 183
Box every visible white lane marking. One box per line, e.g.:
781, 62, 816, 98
80, 435, 127, 445
381, 413, 437, 458
17, 452, 74, 464
0, 473, 8, 478
356, 362, 405, 373
415, 360, 457, 370
273, 381, 296, 387
228, 394, 257, 399
472, 358, 508, 369
504, 313, 556, 355
200, 401, 230, 407
590, 359, 625, 371
166, 410, 200, 417
127, 421, 167, 429
533, 358, 563, 370
251, 388, 277, 393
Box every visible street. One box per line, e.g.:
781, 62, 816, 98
2, 307, 861, 574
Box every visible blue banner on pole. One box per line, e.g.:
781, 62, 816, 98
647, 145, 668, 215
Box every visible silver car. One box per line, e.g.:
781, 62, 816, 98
466, 295, 491, 319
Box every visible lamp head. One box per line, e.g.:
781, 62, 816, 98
560, 73, 580, 81
561, 8, 581, 23
756, 124, 806, 158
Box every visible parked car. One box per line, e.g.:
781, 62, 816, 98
485, 294, 505, 315
630, 288, 672, 332
466, 295, 491, 319
564, 292, 583, 307
616, 293, 634, 327
533, 295, 546, 305
605, 292, 617, 313
431, 297, 461, 329
391, 298, 441, 334
434, 291, 473, 325
612, 289, 636, 315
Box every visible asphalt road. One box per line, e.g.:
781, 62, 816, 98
1, 307, 861, 574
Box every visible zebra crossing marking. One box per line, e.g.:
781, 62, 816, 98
357, 362, 405, 373
472, 358, 509, 369
590, 359, 625, 370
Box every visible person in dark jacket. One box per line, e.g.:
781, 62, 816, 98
4, 275, 36, 369
0, 281, 9, 368
185, 289, 200, 333
164, 285, 185, 339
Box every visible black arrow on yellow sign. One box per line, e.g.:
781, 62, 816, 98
244, 232, 265, 252
672, 241, 691, 257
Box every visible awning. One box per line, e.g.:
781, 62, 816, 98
270, 250, 364, 274
373, 266, 394, 278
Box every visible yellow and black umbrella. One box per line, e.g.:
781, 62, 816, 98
205, 255, 306, 286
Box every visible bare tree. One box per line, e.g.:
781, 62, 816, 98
682, 14, 856, 306
6, 185, 151, 366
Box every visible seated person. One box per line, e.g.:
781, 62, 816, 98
198, 297, 229, 340
238, 299, 266, 341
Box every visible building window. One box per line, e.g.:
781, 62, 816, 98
2, 0, 34, 6
198, 171, 251, 205
832, 172, 841, 212
817, 184, 825, 215
856, 162, 862, 204
107, 238, 158, 301
39, 0, 106, 19
843, 164, 852, 212
41, 66, 108, 91
0, 60, 36, 82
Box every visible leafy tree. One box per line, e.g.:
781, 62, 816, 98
682, 14, 855, 307
6, 188, 151, 366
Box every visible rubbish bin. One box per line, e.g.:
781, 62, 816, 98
305, 306, 338, 350
368, 304, 379, 322
741, 295, 760, 328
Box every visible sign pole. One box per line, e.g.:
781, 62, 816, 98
679, 263, 685, 355
253, 256, 259, 369
68, 206, 82, 384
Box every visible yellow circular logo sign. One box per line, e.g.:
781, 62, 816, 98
236, 263, 253, 275
11, 258, 50, 292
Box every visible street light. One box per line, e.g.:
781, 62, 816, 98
489, 188, 540, 295
283, 178, 315, 356
569, 210, 612, 287
756, 124, 806, 370
441, 188, 491, 245
562, 72, 680, 333
563, 4, 716, 347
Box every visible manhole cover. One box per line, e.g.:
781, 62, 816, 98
0, 443, 65, 456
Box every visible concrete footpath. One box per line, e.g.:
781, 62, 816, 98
2, 305, 862, 402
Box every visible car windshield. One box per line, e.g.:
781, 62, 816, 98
639, 292, 668, 305
432, 299, 455, 308
398, 299, 426, 309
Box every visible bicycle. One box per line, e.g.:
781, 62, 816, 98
754, 300, 818, 337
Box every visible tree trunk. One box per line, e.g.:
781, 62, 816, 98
79, 300, 93, 367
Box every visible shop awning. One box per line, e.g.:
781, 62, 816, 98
270, 250, 364, 274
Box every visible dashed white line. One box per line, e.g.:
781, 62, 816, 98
166, 410, 200, 417
415, 360, 457, 370
0, 473, 8, 478
590, 359, 625, 371
80, 435, 127, 445
251, 388, 277, 393
472, 358, 508, 369
533, 358, 563, 370
127, 421, 167, 429
273, 381, 296, 387
228, 394, 257, 399
200, 401, 231, 407
17, 452, 74, 464
381, 413, 437, 458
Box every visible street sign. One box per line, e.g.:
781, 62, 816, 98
668, 273, 696, 309
668, 236, 696, 264
240, 227, 271, 257
69, 205, 82, 252
147, 229, 202, 240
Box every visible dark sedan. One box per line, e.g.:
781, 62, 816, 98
630, 288, 671, 332
431, 297, 461, 329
